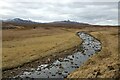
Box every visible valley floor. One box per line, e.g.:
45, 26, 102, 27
2, 26, 119, 78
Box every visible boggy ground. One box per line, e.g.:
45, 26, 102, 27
67, 27, 119, 78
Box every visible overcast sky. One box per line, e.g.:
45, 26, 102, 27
0, 0, 119, 25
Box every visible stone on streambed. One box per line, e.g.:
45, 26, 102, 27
59, 58, 64, 62
23, 72, 31, 75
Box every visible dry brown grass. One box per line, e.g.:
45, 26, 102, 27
67, 27, 119, 78
2, 27, 81, 70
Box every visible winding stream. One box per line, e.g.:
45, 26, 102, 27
15, 32, 102, 78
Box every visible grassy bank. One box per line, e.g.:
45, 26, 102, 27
2, 27, 81, 70
67, 27, 119, 78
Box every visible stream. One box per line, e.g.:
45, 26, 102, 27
15, 32, 102, 78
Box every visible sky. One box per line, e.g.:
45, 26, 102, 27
0, 0, 119, 25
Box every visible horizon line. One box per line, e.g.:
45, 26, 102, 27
1, 17, 118, 26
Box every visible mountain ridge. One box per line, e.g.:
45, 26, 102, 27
3, 18, 89, 25
3, 18, 39, 24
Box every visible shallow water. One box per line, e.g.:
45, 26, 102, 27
15, 32, 102, 78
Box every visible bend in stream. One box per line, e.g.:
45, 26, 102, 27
15, 32, 102, 78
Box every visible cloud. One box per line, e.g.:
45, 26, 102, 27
0, 0, 119, 25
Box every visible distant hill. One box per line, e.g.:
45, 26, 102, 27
50, 20, 90, 25
2, 18, 40, 29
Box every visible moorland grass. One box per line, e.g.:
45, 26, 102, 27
2, 27, 81, 70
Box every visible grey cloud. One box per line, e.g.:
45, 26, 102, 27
1, 1, 118, 25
